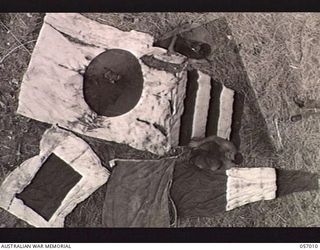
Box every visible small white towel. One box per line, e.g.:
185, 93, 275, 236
226, 167, 277, 211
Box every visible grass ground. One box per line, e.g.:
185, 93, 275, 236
0, 13, 319, 227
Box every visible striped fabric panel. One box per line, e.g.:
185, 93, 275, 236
179, 70, 239, 146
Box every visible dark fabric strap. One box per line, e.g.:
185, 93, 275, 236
276, 169, 319, 197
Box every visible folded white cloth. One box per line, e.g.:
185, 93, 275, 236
226, 167, 277, 211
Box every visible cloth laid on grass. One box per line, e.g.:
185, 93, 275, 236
171, 162, 228, 219
171, 163, 319, 219
225, 167, 276, 211
102, 157, 319, 226
154, 18, 263, 150
171, 163, 277, 218
178, 69, 241, 147
102, 158, 176, 227
154, 21, 245, 148
17, 13, 187, 155
0, 126, 110, 227
15, 153, 82, 222
276, 169, 319, 197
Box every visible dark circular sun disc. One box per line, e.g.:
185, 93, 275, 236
83, 49, 144, 117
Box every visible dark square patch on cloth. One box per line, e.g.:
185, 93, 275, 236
16, 154, 82, 221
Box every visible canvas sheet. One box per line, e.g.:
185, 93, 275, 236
0, 126, 110, 227
17, 13, 187, 155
